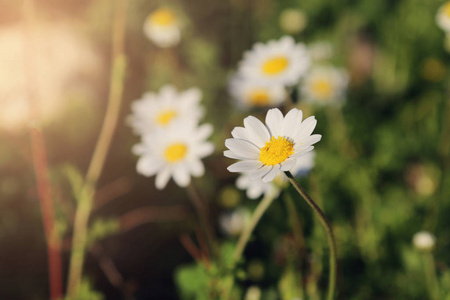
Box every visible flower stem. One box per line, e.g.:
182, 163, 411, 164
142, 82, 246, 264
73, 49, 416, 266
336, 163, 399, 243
233, 192, 277, 262
66, 0, 128, 295
284, 171, 337, 300
424, 253, 440, 300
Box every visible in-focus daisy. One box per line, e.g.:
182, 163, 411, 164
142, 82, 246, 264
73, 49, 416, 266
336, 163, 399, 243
237, 36, 310, 87
228, 75, 287, 109
128, 85, 203, 135
301, 65, 348, 105
236, 151, 315, 199
436, 2, 450, 32
143, 7, 181, 48
224, 108, 321, 182
133, 120, 214, 189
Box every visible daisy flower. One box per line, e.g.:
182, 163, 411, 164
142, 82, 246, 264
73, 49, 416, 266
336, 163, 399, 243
236, 151, 316, 199
412, 231, 436, 252
307, 41, 334, 62
219, 208, 250, 236
224, 108, 321, 182
143, 7, 181, 48
436, 2, 450, 32
237, 36, 310, 87
228, 75, 287, 109
128, 85, 203, 135
279, 8, 308, 34
301, 65, 348, 106
133, 120, 214, 189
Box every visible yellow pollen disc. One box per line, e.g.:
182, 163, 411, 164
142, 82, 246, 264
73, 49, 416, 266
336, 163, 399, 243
164, 143, 187, 163
262, 56, 289, 75
156, 110, 177, 125
312, 79, 333, 100
444, 3, 450, 17
150, 8, 176, 26
259, 136, 294, 166
248, 89, 270, 106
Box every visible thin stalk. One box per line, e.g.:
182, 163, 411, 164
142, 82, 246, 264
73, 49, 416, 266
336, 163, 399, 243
66, 0, 128, 295
233, 193, 277, 262
424, 253, 440, 300
186, 183, 217, 256
284, 171, 337, 300
23, 0, 62, 298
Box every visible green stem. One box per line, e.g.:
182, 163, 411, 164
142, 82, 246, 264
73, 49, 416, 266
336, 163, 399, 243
233, 192, 277, 262
66, 0, 128, 295
284, 171, 337, 300
424, 253, 440, 300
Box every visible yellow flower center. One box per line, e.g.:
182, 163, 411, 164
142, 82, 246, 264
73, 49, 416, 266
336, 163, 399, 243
150, 8, 176, 26
259, 136, 294, 166
312, 79, 333, 100
443, 2, 450, 18
262, 56, 289, 75
164, 143, 187, 163
248, 89, 270, 106
156, 110, 177, 125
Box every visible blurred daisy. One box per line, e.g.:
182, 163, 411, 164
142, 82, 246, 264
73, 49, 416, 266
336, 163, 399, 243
301, 65, 349, 105
413, 231, 436, 252
279, 8, 308, 34
307, 41, 334, 62
133, 120, 214, 189
219, 208, 250, 236
237, 36, 310, 87
224, 108, 321, 182
236, 151, 315, 199
128, 85, 203, 135
436, 2, 450, 32
228, 75, 286, 109
144, 7, 180, 48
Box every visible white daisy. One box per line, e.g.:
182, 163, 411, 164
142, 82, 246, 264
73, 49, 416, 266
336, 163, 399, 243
436, 2, 450, 32
224, 108, 321, 183
219, 208, 250, 236
133, 120, 214, 189
412, 231, 436, 252
143, 7, 181, 48
237, 36, 310, 87
128, 85, 203, 135
301, 65, 348, 106
307, 41, 334, 62
236, 151, 316, 199
228, 75, 287, 109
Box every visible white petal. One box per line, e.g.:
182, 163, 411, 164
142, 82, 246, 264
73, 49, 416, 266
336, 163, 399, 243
262, 164, 280, 182
196, 124, 213, 140
155, 167, 171, 189
231, 127, 250, 140
247, 184, 264, 199
250, 165, 272, 180
291, 146, 314, 158
136, 156, 163, 176
173, 165, 191, 187
243, 116, 270, 147
280, 158, 296, 171
196, 143, 214, 157
224, 150, 250, 160
225, 139, 259, 158
189, 159, 205, 176
299, 134, 322, 147
228, 160, 263, 173
281, 108, 301, 138
265, 108, 283, 137
294, 116, 317, 141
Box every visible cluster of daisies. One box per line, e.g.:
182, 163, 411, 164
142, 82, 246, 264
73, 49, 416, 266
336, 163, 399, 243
129, 85, 214, 189
436, 1, 450, 50
228, 36, 348, 109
